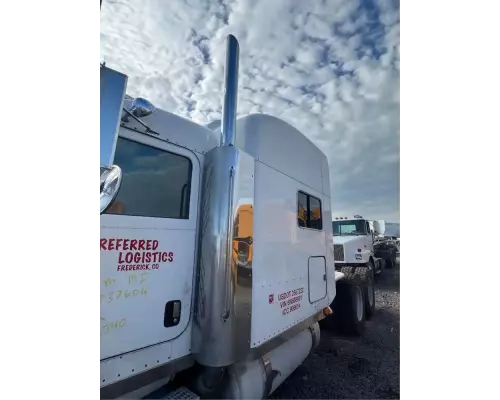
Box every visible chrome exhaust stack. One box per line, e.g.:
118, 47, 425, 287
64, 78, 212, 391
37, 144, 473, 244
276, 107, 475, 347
220, 34, 240, 147
194, 35, 255, 372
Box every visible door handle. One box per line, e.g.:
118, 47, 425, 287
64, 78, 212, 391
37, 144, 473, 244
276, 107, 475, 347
164, 300, 181, 327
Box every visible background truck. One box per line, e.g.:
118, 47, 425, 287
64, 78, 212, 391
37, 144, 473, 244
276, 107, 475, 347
369, 219, 400, 260
376, 220, 400, 239
100, 34, 373, 399
331, 215, 397, 319
332, 215, 398, 272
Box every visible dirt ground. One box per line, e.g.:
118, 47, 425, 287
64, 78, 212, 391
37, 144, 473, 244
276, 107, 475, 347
271, 261, 400, 399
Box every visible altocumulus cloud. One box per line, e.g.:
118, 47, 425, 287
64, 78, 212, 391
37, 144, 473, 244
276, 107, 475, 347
100, 0, 400, 222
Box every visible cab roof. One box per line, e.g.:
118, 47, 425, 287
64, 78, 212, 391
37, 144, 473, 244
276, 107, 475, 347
122, 108, 330, 197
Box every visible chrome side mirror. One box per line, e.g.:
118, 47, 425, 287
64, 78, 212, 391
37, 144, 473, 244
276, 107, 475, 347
100, 166, 123, 214
130, 97, 155, 118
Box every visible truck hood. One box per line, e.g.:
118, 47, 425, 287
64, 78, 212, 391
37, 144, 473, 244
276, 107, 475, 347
332, 235, 371, 263
333, 235, 367, 245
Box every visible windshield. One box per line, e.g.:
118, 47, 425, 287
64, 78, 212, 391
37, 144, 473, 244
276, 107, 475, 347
332, 220, 368, 236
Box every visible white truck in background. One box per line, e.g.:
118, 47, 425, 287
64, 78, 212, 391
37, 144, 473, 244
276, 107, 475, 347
331, 215, 398, 321
369, 220, 400, 254
378, 221, 400, 239
100, 34, 373, 399
332, 216, 398, 272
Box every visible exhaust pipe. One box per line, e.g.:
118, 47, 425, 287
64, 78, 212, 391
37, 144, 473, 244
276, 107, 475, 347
220, 34, 240, 147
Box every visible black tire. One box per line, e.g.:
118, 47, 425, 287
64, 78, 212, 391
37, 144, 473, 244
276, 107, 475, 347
364, 267, 376, 319
377, 257, 385, 274
339, 263, 376, 319
332, 277, 366, 336
387, 249, 397, 269
339, 264, 373, 281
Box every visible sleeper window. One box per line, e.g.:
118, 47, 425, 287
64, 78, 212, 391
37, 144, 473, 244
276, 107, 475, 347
297, 191, 323, 230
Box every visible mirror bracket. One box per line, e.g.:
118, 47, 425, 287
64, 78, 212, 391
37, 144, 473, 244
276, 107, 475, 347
101, 65, 128, 214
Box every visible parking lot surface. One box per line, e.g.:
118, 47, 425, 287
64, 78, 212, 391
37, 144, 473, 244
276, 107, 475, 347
272, 262, 400, 399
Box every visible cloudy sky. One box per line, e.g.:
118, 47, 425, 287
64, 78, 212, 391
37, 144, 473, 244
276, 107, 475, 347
100, 0, 400, 222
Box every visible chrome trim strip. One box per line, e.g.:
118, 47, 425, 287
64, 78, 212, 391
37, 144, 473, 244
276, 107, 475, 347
100, 355, 194, 399
222, 166, 235, 321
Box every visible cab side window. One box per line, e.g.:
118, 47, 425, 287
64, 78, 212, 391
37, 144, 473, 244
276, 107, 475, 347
297, 191, 308, 228
106, 138, 192, 219
297, 191, 323, 230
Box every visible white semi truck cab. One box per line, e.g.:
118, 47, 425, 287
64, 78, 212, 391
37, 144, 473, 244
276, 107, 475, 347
100, 35, 363, 399
332, 215, 398, 274
332, 215, 376, 267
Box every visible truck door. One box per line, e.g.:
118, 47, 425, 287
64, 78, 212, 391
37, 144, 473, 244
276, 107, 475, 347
100, 130, 200, 360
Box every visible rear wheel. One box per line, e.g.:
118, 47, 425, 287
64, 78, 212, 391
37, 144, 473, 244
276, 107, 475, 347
386, 251, 396, 269
364, 267, 376, 319
387, 249, 397, 269
331, 275, 366, 336
338, 264, 375, 319
377, 257, 384, 274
